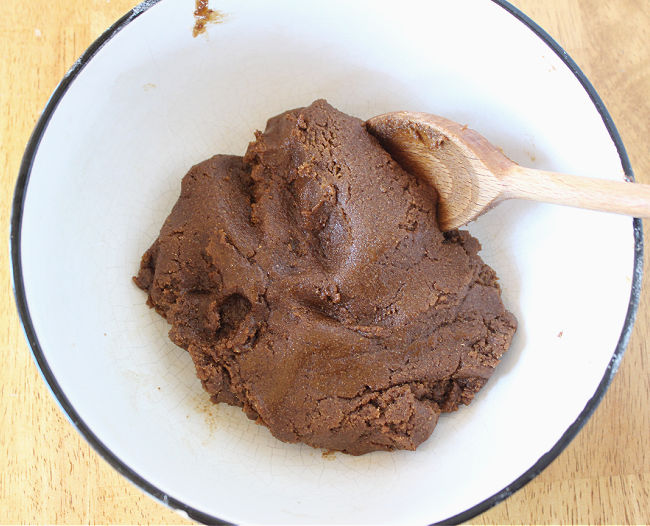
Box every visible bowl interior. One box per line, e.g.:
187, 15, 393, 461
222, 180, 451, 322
18, 0, 635, 524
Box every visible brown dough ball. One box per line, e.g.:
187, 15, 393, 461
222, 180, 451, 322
134, 100, 517, 455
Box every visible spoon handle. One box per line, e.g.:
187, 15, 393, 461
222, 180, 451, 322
501, 166, 650, 218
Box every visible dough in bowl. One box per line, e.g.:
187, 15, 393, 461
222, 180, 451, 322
134, 100, 517, 455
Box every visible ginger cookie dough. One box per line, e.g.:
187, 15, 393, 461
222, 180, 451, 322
134, 100, 517, 455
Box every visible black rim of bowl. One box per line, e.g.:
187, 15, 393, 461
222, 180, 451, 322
10, 1, 643, 524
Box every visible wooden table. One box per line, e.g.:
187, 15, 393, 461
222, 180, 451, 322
1, 1, 648, 523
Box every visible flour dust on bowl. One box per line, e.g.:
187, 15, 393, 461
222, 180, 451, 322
11, 0, 640, 524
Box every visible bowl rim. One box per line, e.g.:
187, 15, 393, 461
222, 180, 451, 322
9, 0, 643, 524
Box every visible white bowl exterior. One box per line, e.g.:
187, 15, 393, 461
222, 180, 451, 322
20, 0, 634, 524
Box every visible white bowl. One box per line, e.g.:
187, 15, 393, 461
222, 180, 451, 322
11, 0, 641, 524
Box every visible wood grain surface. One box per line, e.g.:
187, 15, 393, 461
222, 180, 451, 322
1, 1, 648, 524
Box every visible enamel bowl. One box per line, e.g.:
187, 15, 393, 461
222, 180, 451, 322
12, 0, 641, 524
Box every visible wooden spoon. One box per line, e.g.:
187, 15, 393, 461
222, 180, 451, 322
366, 112, 650, 231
